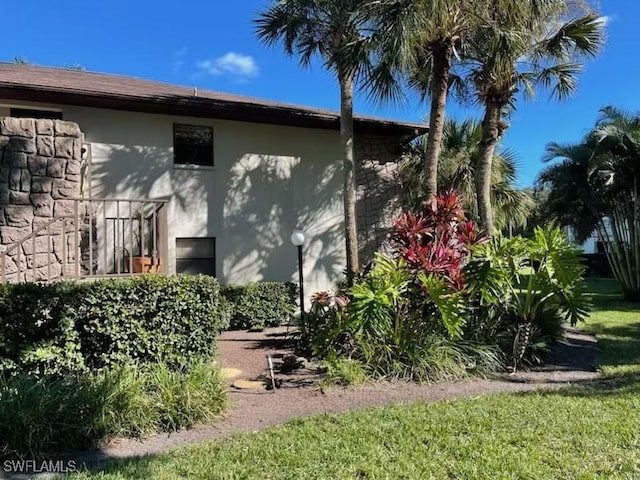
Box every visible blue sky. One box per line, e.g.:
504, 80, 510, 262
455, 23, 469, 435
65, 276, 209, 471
1, 0, 636, 186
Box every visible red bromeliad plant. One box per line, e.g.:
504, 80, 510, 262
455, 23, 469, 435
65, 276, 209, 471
390, 191, 486, 290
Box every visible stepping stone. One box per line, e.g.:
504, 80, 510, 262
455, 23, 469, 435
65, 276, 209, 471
232, 379, 265, 390
220, 368, 242, 380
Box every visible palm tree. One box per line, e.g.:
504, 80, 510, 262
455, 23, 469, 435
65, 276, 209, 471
370, 0, 479, 202
402, 118, 534, 232
255, 0, 372, 284
466, 2, 604, 233
539, 106, 640, 301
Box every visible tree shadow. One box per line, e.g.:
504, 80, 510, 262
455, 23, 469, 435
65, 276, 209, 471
86, 125, 345, 293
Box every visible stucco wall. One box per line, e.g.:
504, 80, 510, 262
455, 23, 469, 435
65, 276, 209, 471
55, 105, 347, 295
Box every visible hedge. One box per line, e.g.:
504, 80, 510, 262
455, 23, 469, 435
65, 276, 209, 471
221, 282, 298, 330
0, 275, 230, 376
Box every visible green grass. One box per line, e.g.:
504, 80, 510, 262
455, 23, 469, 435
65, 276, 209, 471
69, 278, 640, 479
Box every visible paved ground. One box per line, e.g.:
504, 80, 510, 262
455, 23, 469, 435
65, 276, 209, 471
3, 326, 600, 479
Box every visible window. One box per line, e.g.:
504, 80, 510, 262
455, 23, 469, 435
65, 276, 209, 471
173, 124, 214, 166
176, 237, 216, 276
10, 108, 63, 120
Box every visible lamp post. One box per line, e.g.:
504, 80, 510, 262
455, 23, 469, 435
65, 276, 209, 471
290, 229, 306, 318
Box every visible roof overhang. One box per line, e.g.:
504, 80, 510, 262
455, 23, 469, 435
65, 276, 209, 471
0, 65, 428, 139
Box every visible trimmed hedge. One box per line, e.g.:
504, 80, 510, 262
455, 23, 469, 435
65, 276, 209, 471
0, 275, 230, 376
222, 282, 298, 330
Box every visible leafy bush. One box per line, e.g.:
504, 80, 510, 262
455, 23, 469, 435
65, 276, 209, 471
0, 275, 230, 376
221, 282, 297, 330
463, 226, 589, 367
301, 192, 591, 379
0, 361, 225, 458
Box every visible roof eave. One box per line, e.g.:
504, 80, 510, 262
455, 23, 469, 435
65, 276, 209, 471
0, 85, 428, 138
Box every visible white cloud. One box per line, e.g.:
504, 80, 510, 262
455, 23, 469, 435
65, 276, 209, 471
197, 52, 259, 81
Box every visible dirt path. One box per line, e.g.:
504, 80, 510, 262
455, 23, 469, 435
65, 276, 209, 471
3, 327, 600, 479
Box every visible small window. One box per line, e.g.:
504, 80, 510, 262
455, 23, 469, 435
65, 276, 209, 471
176, 237, 216, 276
10, 108, 63, 120
173, 124, 214, 166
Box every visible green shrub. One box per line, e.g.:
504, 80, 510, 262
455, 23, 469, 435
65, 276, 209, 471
0, 275, 230, 376
0, 361, 225, 458
221, 282, 297, 330
301, 223, 590, 380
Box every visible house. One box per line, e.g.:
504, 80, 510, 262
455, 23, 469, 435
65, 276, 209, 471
0, 64, 426, 295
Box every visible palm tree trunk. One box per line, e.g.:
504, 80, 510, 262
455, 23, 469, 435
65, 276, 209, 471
339, 70, 359, 285
424, 43, 452, 201
475, 99, 503, 234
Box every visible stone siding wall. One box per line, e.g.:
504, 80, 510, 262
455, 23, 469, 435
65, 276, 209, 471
0, 118, 83, 281
355, 133, 405, 265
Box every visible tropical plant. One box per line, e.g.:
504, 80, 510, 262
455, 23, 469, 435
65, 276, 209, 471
464, 2, 604, 233
255, 0, 373, 283
402, 118, 535, 232
369, 0, 481, 201
539, 106, 640, 301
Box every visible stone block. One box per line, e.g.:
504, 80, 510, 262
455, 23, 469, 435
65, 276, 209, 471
4, 151, 28, 168
20, 169, 31, 192
1, 255, 19, 275
4, 205, 33, 227
34, 218, 63, 236
65, 174, 81, 183
31, 176, 53, 193
1, 118, 35, 137
36, 136, 54, 157
22, 235, 52, 255
36, 119, 54, 136
27, 253, 57, 269
9, 169, 22, 190
0, 225, 32, 243
31, 193, 54, 217
0, 136, 10, 148
54, 137, 74, 159
53, 200, 76, 218
7, 136, 36, 154
66, 159, 81, 175
73, 139, 83, 161
54, 121, 81, 137
47, 158, 66, 178
33, 263, 63, 282
52, 179, 77, 199
9, 191, 30, 205
28, 156, 49, 176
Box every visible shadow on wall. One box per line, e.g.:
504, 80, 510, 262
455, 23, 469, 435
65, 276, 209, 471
89, 141, 344, 288
221, 152, 344, 288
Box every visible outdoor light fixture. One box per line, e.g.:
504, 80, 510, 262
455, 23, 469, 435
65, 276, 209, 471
290, 229, 306, 318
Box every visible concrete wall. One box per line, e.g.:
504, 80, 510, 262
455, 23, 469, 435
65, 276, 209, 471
0, 117, 83, 282
0, 100, 406, 294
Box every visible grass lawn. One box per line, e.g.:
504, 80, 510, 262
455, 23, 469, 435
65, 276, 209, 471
69, 278, 640, 480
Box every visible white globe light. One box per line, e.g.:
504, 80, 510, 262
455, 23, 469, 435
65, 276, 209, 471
290, 229, 306, 246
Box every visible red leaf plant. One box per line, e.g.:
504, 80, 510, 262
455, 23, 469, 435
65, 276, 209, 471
390, 191, 486, 290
